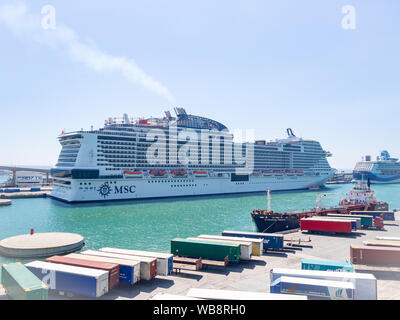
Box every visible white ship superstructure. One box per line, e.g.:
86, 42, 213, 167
353, 151, 400, 184
51, 108, 334, 202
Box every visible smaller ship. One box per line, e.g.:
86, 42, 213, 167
251, 182, 388, 233
353, 150, 400, 184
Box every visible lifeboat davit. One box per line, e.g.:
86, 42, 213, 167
171, 170, 187, 177
193, 170, 208, 177
262, 170, 273, 176
123, 171, 143, 178
149, 170, 168, 177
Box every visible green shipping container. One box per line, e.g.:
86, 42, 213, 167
171, 238, 241, 262
1, 262, 48, 300
327, 214, 373, 227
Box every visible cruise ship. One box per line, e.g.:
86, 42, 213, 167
50, 108, 335, 202
353, 151, 400, 184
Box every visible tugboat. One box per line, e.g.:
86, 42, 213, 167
251, 181, 388, 233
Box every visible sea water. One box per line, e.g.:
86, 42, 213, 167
0, 184, 399, 272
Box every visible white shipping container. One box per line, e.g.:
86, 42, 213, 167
81, 250, 156, 280
271, 276, 354, 300
25, 260, 109, 298
100, 247, 173, 276
270, 268, 377, 300
186, 288, 307, 300
66, 253, 141, 284
151, 293, 203, 300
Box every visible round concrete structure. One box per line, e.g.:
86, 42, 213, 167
0, 232, 85, 258
0, 199, 11, 207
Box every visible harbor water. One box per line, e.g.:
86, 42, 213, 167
0, 183, 399, 280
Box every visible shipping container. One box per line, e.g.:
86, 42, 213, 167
323, 215, 361, 229
171, 238, 240, 262
363, 240, 400, 248
350, 245, 400, 266
80, 250, 156, 280
186, 288, 307, 300
376, 236, 400, 241
222, 230, 284, 250
270, 276, 354, 300
66, 253, 141, 284
307, 217, 358, 231
350, 211, 395, 221
198, 234, 263, 256
301, 259, 354, 272
1, 262, 48, 300
25, 261, 109, 298
187, 237, 251, 260
151, 293, 203, 300
270, 267, 377, 300
300, 218, 352, 233
45, 255, 119, 290
99, 247, 173, 276
327, 214, 373, 228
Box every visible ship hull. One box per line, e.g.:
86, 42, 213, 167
51, 174, 333, 203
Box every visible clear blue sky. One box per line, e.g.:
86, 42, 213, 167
0, 0, 399, 170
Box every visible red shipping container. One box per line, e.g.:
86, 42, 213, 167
350, 245, 400, 266
300, 218, 352, 233
46, 255, 120, 290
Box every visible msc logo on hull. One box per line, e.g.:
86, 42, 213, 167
98, 183, 136, 198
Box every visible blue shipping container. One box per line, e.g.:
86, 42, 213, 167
301, 259, 354, 272
351, 211, 395, 221
270, 276, 354, 300
222, 230, 283, 250
25, 261, 109, 298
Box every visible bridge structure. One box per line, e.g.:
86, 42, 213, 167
0, 166, 51, 187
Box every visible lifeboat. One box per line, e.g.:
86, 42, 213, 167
123, 171, 143, 178
149, 170, 168, 177
285, 170, 296, 176
262, 170, 273, 176
193, 170, 208, 177
273, 170, 284, 176
171, 170, 187, 177
295, 170, 304, 176
252, 172, 260, 176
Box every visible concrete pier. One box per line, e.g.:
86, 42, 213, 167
0, 232, 84, 258
0, 199, 11, 206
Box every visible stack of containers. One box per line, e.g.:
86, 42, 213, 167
25, 261, 109, 298
99, 247, 173, 276
80, 250, 157, 280
66, 253, 141, 285
171, 238, 241, 262
186, 237, 252, 260
45, 255, 120, 290
221, 230, 284, 251
197, 234, 263, 256
1, 262, 48, 300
